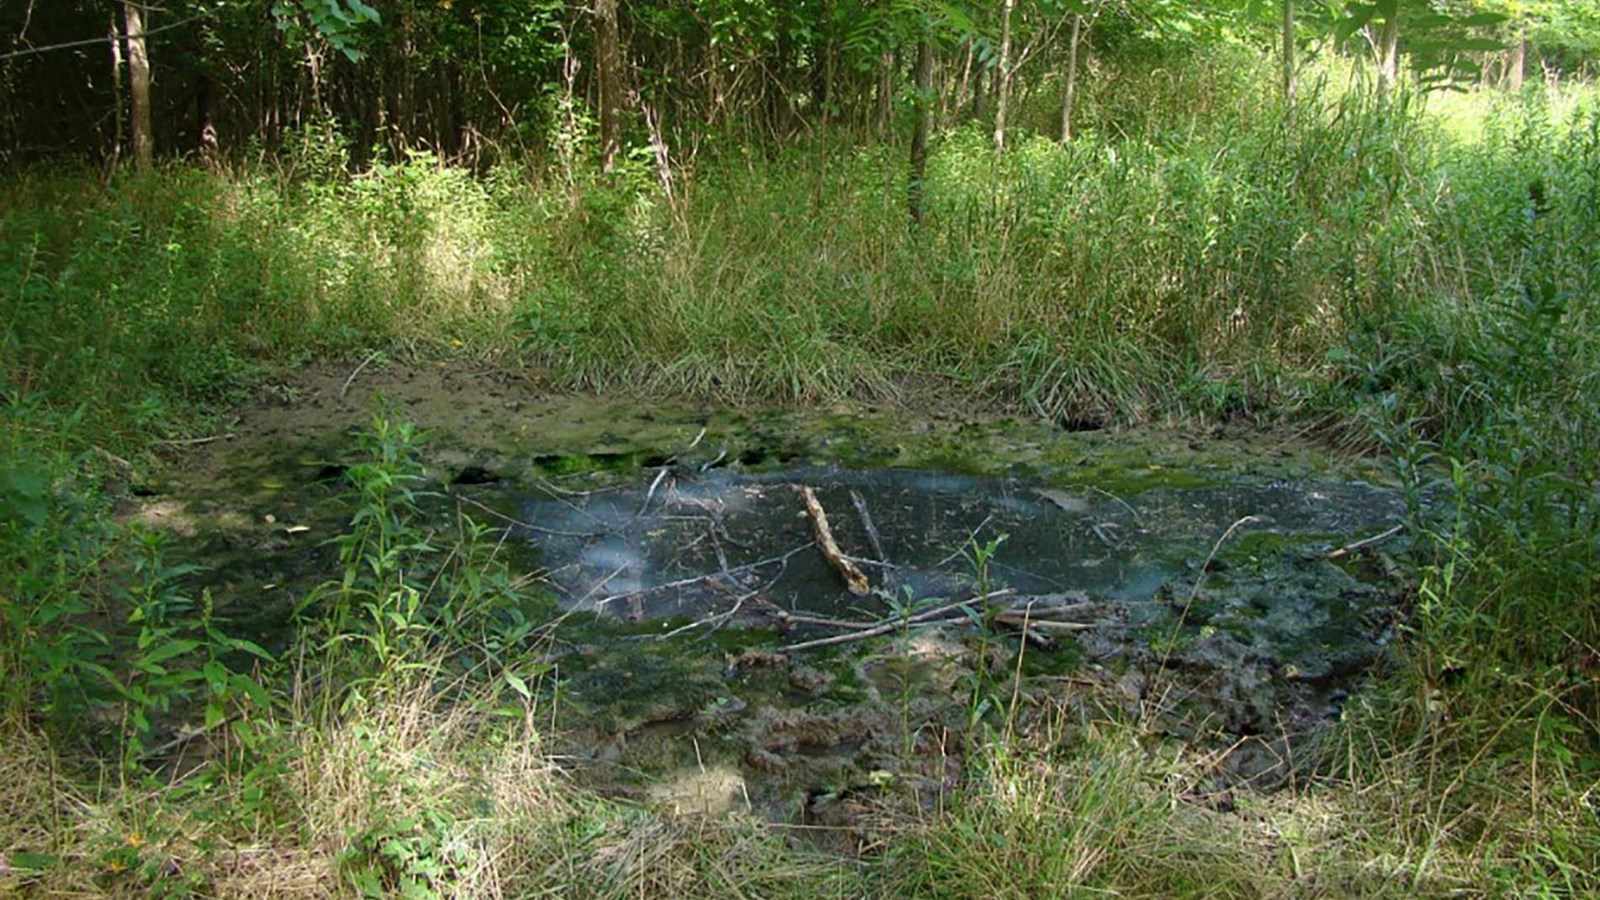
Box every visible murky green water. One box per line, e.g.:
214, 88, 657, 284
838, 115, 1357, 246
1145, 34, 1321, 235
142, 382, 1412, 809
522, 462, 1403, 626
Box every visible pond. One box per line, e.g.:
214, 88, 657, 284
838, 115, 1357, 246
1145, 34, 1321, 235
131, 362, 1412, 822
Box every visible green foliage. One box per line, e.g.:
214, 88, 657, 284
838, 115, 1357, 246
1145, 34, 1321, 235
0, 444, 271, 781
296, 407, 549, 707
1318, 93, 1600, 893
271, 0, 383, 62
2, 40, 1599, 894
343, 808, 470, 899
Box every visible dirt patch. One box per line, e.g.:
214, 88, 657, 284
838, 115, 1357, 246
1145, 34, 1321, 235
165, 358, 1387, 490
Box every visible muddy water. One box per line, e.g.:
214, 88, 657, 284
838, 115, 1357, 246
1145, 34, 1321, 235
138, 363, 1411, 821
528, 464, 1402, 626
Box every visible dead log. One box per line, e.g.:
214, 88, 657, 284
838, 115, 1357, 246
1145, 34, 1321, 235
796, 485, 870, 595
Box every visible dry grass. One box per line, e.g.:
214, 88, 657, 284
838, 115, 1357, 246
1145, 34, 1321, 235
5, 678, 1598, 898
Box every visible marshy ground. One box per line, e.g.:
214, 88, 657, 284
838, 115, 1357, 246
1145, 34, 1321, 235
117, 358, 1415, 847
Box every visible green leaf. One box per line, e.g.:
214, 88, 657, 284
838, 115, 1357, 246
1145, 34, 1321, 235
505, 672, 531, 700
0, 468, 50, 526
222, 635, 276, 661
345, 0, 381, 24
141, 639, 201, 666
6, 852, 58, 873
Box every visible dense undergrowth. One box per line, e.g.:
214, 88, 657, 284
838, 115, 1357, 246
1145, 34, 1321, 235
4, 54, 1600, 895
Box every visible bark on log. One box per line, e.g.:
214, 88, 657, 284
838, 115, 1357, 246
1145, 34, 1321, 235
796, 485, 870, 595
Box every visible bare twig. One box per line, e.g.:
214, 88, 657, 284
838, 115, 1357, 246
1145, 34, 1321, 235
597, 544, 814, 606
850, 490, 888, 563
1326, 523, 1404, 559
339, 351, 383, 400
0, 14, 205, 62
779, 589, 1013, 653
157, 433, 233, 446
1088, 485, 1144, 527
92, 445, 134, 471
766, 610, 884, 632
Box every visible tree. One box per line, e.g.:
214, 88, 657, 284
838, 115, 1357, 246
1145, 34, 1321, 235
1334, 1, 1509, 96
910, 36, 934, 225
993, 0, 1016, 152
123, 0, 152, 170
1469, 0, 1600, 85
1054, 0, 1112, 143
595, 0, 622, 172
1282, 0, 1296, 125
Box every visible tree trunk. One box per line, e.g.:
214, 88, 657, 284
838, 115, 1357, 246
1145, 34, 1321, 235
1060, 14, 1082, 143
876, 51, 895, 138
110, 13, 124, 162
909, 38, 933, 227
1375, 12, 1400, 97
955, 40, 974, 123
993, 0, 1015, 153
123, 0, 152, 170
822, 28, 837, 123
596, 0, 622, 172
1282, 0, 1296, 127
1505, 33, 1526, 92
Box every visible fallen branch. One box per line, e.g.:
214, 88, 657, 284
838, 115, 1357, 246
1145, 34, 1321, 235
850, 490, 888, 563
1326, 523, 1404, 559
992, 614, 1097, 632
764, 610, 886, 632
796, 485, 870, 595
339, 350, 383, 400
779, 589, 1012, 653
596, 543, 814, 606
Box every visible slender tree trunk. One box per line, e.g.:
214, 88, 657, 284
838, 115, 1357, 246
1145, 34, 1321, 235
110, 13, 124, 162
972, 64, 986, 120
822, 29, 837, 123
909, 38, 933, 227
1506, 33, 1526, 92
955, 40, 974, 123
876, 51, 895, 137
1375, 13, 1400, 98
596, 0, 622, 172
993, 0, 1015, 153
1282, 0, 1296, 127
1060, 14, 1082, 143
123, 0, 152, 170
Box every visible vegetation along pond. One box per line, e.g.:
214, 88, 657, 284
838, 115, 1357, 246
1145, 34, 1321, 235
126, 362, 1412, 829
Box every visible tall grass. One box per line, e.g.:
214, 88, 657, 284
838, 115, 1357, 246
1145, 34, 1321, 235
3, 56, 1600, 896
5, 66, 1593, 446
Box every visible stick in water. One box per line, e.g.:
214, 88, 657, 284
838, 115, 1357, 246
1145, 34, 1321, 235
796, 485, 870, 595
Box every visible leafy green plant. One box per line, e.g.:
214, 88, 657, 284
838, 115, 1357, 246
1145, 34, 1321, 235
296, 407, 550, 712
343, 809, 468, 899
958, 532, 1009, 729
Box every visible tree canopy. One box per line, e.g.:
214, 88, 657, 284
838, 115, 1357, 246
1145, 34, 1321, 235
0, 0, 1592, 167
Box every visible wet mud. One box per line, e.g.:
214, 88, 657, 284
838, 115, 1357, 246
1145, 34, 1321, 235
126, 359, 1413, 827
